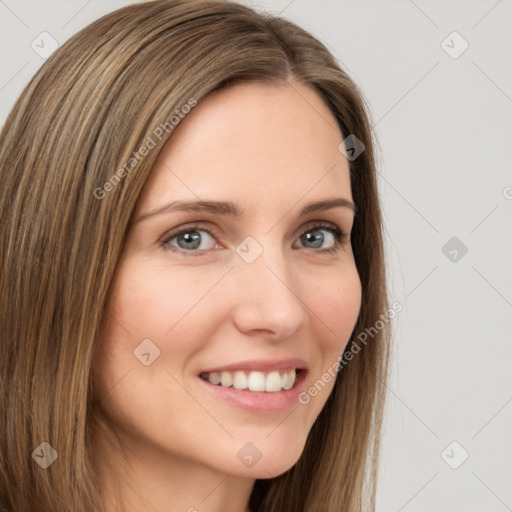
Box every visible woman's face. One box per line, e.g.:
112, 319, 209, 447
92, 81, 362, 479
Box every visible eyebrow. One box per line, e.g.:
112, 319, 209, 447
134, 197, 356, 223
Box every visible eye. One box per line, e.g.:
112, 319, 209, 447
160, 221, 349, 256
162, 225, 219, 254
294, 222, 348, 254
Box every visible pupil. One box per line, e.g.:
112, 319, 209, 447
305, 231, 323, 248
179, 232, 201, 249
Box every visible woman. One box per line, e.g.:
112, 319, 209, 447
0, 1, 391, 511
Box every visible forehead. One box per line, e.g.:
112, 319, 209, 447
136, 81, 351, 214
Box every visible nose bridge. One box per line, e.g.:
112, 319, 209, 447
231, 237, 308, 335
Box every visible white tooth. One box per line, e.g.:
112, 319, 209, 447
233, 371, 248, 390
208, 372, 221, 385
220, 371, 233, 387
281, 372, 288, 389
247, 371, 266, 392
265, 371, 282, 392
283, 369, 296, 390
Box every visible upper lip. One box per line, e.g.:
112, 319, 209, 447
199, 358, 308, 374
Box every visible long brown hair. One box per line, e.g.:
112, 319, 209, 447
0, 1, 391, 511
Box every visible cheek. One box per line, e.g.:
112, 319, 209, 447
108, 260, 196, 330
293, 262, 361, 415
90, 262, 223, 431
108, 265, 199, 337
309, 262, 362, 355
93, 261, 230, 377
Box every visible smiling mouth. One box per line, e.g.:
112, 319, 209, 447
199, 368, 304, 392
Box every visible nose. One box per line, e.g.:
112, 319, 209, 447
229, 243, 309, 339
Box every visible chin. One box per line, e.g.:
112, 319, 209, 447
212, 434, 307, 479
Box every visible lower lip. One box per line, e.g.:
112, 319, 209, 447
197, 371, 307, 413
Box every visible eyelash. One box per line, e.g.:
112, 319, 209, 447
160, 221, 349, 257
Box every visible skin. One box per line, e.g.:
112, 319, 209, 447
91, 80, 362, 512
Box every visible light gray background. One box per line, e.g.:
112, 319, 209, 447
1, 1, 511, 511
